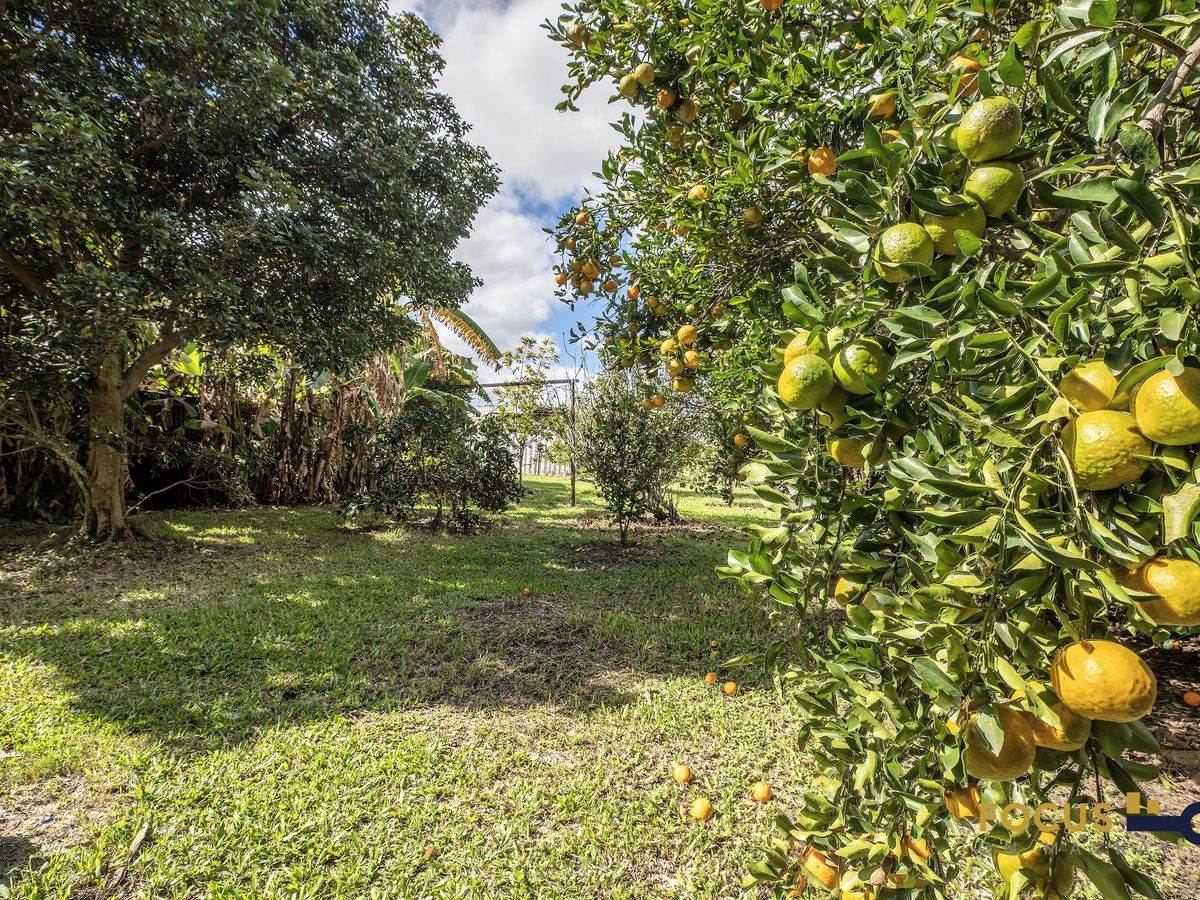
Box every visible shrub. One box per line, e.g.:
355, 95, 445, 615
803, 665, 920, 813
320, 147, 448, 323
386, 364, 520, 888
343, 382, 522, 530
576, 373, 692, 544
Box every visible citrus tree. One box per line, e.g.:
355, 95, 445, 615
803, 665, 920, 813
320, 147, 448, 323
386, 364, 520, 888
549, 0, 1200, 896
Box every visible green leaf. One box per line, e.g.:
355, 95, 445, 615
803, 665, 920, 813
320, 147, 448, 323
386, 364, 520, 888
1074, 847, 1134, 900
911, 657, 963, 699
1114, 179, 1166, 229
1113, 356, 1170, 401
746, 425, 798, 454
1107, 848, 1164, 900
1119, 122, 1162, 170
997, 42, 1025, 87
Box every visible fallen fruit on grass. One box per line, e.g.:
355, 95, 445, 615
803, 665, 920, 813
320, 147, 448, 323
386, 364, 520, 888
673, 764, 694, 784
690, 797, 714, 820
723, 681, 738, 695
1184, 691, 1200, 707
705, 671, 718, 683
752, 781, 772, 802
709, 639, 718, 648
521, 587, 532, 597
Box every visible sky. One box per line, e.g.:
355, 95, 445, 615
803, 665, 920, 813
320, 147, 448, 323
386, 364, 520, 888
387, 0, 623, 376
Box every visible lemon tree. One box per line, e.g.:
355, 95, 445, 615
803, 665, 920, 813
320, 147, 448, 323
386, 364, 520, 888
549, 0, 1200, 896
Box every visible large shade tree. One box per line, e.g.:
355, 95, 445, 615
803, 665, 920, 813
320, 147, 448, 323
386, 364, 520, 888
0, 0, 497, 537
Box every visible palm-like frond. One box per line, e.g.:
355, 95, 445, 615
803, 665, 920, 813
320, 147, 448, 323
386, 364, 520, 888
427, 306, 502, 365
417, 308, 447, 373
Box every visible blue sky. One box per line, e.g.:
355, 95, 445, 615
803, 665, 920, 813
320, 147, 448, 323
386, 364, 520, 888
387, 0, 623, 373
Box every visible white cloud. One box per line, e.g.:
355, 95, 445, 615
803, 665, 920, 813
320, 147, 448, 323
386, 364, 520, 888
388, 0, 621, 362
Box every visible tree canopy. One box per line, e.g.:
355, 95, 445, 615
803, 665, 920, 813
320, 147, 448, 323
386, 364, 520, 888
551, 0, 1200, 896
1, 0, 497, 536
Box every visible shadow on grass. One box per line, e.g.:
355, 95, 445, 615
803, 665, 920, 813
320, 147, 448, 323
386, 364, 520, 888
1, 485, 775, 750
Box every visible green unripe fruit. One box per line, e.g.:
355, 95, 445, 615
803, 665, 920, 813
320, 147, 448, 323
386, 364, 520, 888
964, 161, 1026, 217
777, 355, 835, 409
956, 96, 1022, 162
921, 195, 986, 255
874, 223, 934, 283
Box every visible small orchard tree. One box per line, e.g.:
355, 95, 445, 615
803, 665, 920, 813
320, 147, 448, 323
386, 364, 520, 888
343, 375, 522, 530
576, 372, 691, 544
551, 0, 1200, 897
0, 0, 497, 537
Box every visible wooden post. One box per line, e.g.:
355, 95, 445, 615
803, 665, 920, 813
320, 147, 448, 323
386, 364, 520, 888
568, 378, 576, 506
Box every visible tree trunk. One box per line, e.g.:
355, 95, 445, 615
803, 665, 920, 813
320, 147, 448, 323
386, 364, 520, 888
82, 349, 129, 539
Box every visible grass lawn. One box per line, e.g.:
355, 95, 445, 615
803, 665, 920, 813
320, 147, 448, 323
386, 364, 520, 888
3, 478, 1197, 899
1, 479, 819, 899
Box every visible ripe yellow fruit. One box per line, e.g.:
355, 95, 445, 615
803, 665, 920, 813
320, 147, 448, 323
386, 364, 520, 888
752, 781, 772, 802
802, 848, 842, 891
956, 96, 1022, 162
660, 338, 677, 355
874, 223, 934, 283
832, 576, 860, 607
574, 211, 591, 226
964, 161, 1026, 217
684, 350, 702, 369
945, 784, 981, 819
628, 285, 640, 300
777, 355, 836, 410
690, 797, 714, 820
868, 91, 897, 119
666, 358, 685, 377
994, 847, 1075, 899
722, 681, 738, 695
921, 195, 986, 255
1059, 360, 1120, 412
1022, 702, 1092, 751
1129, 557, 1200, 626
807, 146, 837, 176
554, 272, 569, 286
962, 706, 1036, 781
784, 330, 827, 363
1184, 691, 1200, 706
881, 128, 901, 144
833, 339, 891, 395
687, 183, 709, 202
619, 73, 640, 98
634, 62, 655, 86
759, 0, 783, 9
733, 432, 749, 448
604, 279, 619, 292
652, 394, 665, 408
657, 88, 676, 109
1060, 410, 1150, 491
641, 398, 655, 411
1133, 367, 1200, 446
704, 671, 718, 683
828, 437, 890, 469
1052, 639, 1157, 722
680, 99, 700, 123
673, 376, 694, 393
673, 764, 694, 784
677, 324, 698, 345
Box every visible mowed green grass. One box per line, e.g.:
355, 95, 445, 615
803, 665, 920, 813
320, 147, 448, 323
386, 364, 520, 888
1, 479, 815, 899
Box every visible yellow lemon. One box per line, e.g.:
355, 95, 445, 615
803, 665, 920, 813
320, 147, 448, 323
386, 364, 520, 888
828, 437, 890, 469
1059, 360, 1121, 412
1060, 411, 1149, 491
1051, 639, 1156, 722
962, 706, 1036, 781
1133, 557, 1200, 626
1021, 702, 1092, 751
784, 330, 827, 363
1133, 367, 1200, 446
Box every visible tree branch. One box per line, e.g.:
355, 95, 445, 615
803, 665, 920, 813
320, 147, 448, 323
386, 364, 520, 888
1138, 34, 1200, 142
120, 332, 184, 398
0, 246, 46, 294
